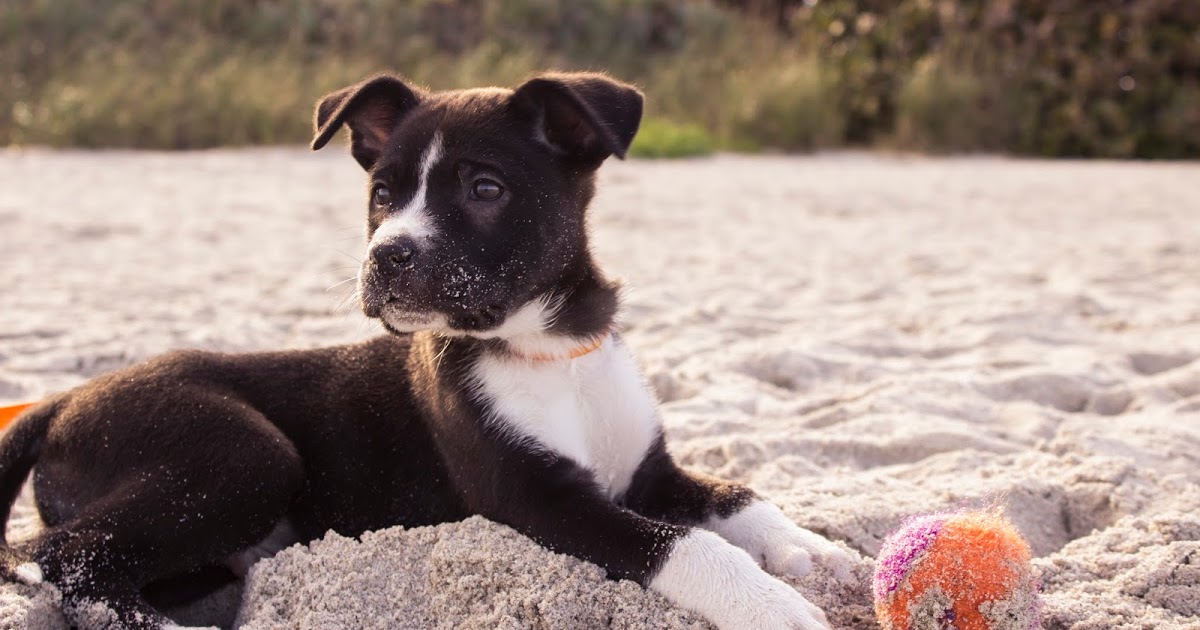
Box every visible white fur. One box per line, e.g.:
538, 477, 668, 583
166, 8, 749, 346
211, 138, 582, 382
14, 561, 42, 585
162, 625, 218, 630
706, 500, 852, 581
225, 518, 299, 577
461, 295, 559, 340
367, 132, 443, 247
380, 310, 450, 334
650, 529, 831, 630
469, 334, 659, 498
451, 294, 601, 359
442, 295, 605, 360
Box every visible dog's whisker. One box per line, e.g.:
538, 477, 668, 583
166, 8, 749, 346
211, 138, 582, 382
433, 337, 452, 372
332, 248, 363, 264
335, 287, 363, 314
326, 277, 357, 292
332, 283, 359, 307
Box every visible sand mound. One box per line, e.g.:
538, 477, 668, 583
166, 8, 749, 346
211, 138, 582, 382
237, 516, 711, 630
234, 514, 877, 630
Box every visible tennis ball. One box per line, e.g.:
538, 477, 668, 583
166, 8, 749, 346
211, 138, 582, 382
873, 509, 1041, 630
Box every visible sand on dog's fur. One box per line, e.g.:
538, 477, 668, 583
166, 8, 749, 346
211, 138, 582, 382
2, 151, 1199, 628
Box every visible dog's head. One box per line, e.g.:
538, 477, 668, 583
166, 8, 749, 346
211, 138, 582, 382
312, 72, 641, 346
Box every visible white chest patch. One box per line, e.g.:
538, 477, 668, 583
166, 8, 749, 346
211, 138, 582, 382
470, 336, 661, 498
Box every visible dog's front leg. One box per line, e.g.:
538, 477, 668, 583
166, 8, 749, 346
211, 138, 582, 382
469, 456, 832, 630
623, 443, 853, 582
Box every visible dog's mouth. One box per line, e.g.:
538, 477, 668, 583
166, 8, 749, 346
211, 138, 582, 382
369, 296, 445, 333
359, 266, 526, 337
371, 296, 510, 336
381, 307, 441, 328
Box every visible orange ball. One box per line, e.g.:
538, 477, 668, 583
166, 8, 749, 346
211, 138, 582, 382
873, 510, 1041, 630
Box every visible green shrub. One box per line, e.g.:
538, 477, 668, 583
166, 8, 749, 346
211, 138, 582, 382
894, 54, 998, 153
788, 0, 943, 144
732, 60, 843, 151
787, 0, 1200, 157
630, 118, 716, 158
982, 0, 1200, 158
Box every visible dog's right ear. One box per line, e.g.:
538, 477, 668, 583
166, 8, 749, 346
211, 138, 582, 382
311, 75, 422, 170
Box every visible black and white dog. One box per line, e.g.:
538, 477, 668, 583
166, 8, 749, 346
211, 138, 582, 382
0, 72, 850, 630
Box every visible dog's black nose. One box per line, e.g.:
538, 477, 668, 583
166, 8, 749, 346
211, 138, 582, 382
371, 240, 417, 276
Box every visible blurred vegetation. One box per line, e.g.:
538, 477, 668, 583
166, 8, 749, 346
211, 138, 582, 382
789, 0, 1200, 157
630, 118, 716, 157
2, 0, 1198, 158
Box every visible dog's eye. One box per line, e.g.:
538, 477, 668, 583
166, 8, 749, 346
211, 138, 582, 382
372, 185, 391, 207
471, 179, 503, 201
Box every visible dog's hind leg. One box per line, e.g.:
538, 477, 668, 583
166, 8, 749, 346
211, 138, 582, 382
22, 524, 173, 629
21, 400, 303, 630
24, 463, 299, 629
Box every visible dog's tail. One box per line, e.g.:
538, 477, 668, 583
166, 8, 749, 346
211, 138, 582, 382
0, 396, 61, 584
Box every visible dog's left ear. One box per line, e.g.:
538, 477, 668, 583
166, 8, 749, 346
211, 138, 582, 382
511, 72, 643, 163
311, 74, 422, 170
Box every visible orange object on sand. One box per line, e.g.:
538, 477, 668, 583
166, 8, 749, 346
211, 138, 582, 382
0, 401, 38, 431
873, 509, 1041, 630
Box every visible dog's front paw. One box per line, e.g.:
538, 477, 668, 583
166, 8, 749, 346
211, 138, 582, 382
711, 500, 854, 582
651, 530, 832, 630
743, 573, 832, 630
764, 522, 853, 582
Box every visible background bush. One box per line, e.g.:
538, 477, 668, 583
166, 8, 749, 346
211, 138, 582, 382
630, 118, 717, 158
787, 0, 1200, 157
2, 0, 1197, 157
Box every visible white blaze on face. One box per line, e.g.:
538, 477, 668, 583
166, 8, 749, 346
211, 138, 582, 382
368, 131, 444, 248
359, 132, 446, 331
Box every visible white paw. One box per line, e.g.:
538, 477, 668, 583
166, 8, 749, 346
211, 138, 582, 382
709, 500, 854, 582
742, 573, 832, 630
14, 561, 43, 585
651, 530, 832, 630
770, 524, 854, 582
762, 539, 815, 576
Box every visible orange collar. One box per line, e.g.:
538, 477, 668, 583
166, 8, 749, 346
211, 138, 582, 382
516, 333, 608, 362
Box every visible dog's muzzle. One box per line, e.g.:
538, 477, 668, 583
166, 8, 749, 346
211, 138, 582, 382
358, 236, 423, 317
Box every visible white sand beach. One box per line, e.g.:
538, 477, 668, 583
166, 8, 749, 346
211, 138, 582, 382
1, 149, 1198, 629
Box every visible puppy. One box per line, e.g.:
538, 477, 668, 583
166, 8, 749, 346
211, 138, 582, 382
0, 72, 850, 630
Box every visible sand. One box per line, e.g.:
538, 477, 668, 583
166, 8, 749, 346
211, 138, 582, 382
1, 149, 1198, 629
